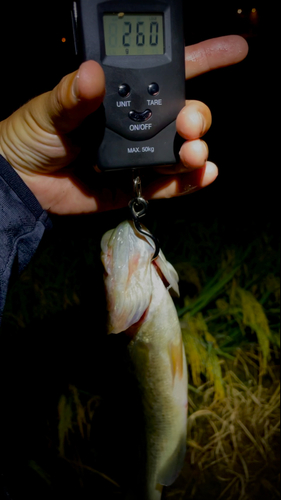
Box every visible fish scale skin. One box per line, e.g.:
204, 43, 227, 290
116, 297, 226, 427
101, 221, 188, 500
127, 266, 187, 498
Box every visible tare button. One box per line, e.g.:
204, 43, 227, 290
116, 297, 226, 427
148, 83, 160, 96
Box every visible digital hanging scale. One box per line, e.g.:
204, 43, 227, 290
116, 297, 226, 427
71, 0, 185, 171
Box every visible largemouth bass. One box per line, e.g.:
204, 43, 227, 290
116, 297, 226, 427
101, 220, 188, 500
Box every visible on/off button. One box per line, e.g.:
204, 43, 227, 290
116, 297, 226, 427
128, 109, 152, 122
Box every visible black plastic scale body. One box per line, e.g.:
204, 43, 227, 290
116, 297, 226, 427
72, 0, 185, 171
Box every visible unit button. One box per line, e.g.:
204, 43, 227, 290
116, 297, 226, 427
118, 83, 131, 97
148, 83, 159, 96
128, 109, 152, 122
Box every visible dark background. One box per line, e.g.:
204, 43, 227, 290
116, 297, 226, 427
0, 2, 278, 499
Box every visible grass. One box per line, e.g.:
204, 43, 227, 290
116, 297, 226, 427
52, 348, 279, 500
1, 202, 280, 499
166, 347, 280, 500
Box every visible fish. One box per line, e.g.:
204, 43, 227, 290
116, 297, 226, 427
101, 220, 188, 500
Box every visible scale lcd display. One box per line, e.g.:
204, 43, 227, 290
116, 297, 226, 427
103, 13, 164, 56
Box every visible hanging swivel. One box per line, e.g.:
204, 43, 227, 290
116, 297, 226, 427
129, 172, 160, 261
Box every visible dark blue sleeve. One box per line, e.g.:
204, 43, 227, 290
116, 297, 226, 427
0, 155, 52, 324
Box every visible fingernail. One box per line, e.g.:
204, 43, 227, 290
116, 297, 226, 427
197, 111, 206, 135
177, 166, 206, 195
178, 184, 198, 196
202, 140, 209, 161
72, 73, 81, 101
179, 140, 209, 168
177, 162, 218, 196
201, 161, 218, 187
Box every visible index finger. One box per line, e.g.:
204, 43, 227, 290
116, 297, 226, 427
185, 35, 249, 80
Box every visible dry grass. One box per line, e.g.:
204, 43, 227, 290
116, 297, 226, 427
2, 216, 278, 498
166, 347, 280, 500
54, 347, 280, 500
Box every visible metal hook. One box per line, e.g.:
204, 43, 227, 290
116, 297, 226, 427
129, 173, 160, 261
133, 173, 142, 199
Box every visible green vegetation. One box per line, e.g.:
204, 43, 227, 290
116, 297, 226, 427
1, 205, 279, 499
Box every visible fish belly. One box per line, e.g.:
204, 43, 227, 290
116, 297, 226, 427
127, 275, 187, 499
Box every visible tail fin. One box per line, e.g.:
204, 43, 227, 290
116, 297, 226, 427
149, 484, 163, 500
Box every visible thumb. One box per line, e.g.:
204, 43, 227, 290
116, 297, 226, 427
33, 60, 106, 134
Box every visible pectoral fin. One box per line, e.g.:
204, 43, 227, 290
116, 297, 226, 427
157, 434, 186, 486
153, 250, 180, 296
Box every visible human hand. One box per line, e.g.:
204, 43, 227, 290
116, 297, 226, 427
0, 35, 248, 215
